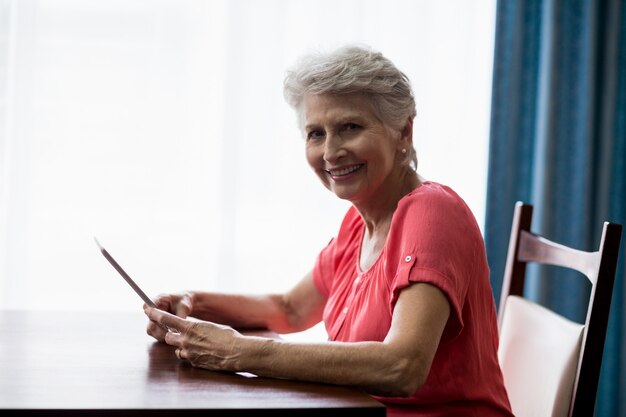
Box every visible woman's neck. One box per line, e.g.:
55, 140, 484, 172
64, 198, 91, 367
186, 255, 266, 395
355, 169, 422, 238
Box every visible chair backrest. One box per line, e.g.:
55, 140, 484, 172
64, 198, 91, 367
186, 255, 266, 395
497, 202, 622, 417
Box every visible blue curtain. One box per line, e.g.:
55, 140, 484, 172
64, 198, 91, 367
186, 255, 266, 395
485, 0, 626, 416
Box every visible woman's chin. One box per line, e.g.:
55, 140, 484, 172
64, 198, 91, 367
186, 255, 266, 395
329, 185, 361, 202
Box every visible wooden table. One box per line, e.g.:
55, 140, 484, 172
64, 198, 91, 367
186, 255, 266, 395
0, 310, 385, 416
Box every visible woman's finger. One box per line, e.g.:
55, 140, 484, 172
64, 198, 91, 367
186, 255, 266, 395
154, 293, 174, 311
164, 328, 185, 346
144, 306, 190, 333
175, 293, 192, 318
175, 347, 186, 360
146, 321, 167, 341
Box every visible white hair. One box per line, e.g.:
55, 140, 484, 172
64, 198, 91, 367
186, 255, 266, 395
283, 45, 418, 169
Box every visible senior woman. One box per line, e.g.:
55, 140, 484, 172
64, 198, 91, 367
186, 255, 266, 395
144, 45, 513, 416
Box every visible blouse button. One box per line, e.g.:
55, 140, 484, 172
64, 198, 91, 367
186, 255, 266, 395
342, 307, 348, 315
355, 275, 361, 284
405, 255, 412, 262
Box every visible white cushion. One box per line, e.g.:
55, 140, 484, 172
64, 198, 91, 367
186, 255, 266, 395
498, 295, 584, 417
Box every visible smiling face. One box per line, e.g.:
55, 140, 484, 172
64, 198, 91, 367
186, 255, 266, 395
302, 93, 407, 206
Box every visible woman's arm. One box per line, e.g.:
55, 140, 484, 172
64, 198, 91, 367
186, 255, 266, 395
189, 271, 325, 333
146, 271, 326, 341
145, 281, 450, 397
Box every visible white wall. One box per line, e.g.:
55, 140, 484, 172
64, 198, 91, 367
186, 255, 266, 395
0, 0, 496, 333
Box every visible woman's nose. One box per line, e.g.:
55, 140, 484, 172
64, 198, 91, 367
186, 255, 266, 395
323, 134, 346, 162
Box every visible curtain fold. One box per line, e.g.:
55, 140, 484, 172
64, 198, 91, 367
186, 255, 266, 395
485, 0, 625, 415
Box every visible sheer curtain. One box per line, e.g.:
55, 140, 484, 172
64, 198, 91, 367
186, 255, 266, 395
0, 0, 496, 325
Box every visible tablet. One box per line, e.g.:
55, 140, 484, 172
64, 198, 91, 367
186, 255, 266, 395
94, 237, 157, 308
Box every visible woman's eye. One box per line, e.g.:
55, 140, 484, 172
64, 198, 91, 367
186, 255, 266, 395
307, 130, 324, 140
343, 123, 360, 131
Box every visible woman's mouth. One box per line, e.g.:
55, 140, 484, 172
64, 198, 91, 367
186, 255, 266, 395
325, 164, 365, 178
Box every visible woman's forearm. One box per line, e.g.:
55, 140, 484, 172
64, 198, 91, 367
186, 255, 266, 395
189, 292, 295, 332
231, 336, 427, 397
188, 272, 325, 334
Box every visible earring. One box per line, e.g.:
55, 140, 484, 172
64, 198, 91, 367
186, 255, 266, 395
401, 148, 407, 154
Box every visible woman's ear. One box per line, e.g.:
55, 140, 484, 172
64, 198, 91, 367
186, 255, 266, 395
400, 117, 414, 148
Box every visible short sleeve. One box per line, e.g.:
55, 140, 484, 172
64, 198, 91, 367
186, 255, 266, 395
313, 238, 336, 298
391, 254, 465, 339
388, 185, 484, 340
312, 206, 363, 299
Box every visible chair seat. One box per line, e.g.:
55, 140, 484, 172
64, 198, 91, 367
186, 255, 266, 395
498, 295, 584, 417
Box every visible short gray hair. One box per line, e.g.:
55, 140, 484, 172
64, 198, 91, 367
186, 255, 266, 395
283, 45, 416, 130
283, 45, 418, 169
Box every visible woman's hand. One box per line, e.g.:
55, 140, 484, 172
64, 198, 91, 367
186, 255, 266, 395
145, 292, 194, 342
144, 306, 241, 372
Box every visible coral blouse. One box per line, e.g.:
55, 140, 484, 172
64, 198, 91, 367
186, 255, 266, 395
313, 182, 513, 417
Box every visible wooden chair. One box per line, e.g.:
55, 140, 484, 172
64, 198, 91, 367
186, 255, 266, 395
497, 202, 622, 417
